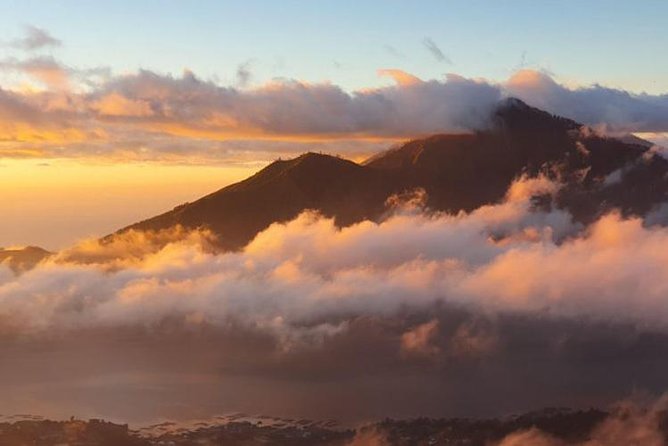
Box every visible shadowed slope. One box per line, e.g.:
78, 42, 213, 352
124, 153, 392, 250
120, 99, 668, 250
0, 246, 52, 273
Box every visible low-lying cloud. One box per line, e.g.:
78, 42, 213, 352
1, 175, 577, 335
3, 175, 668, 338
496, 396, 668, 446
3, 177, 668, 421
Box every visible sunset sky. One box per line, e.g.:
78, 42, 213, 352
1, 0, 667, 248
5, 2, 668, 430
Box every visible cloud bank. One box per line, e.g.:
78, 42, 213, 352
348, 397, 668, 446
507, 70, 668, 133
0, 176, 578, 334
3, 175, 668, 338
496, 396, 668, 446
0, 43, 666, 163
3, 177, 668, 421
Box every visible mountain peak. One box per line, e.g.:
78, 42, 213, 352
291, 151, 357, 169
0, 246, 52, 273
493, 97, 581, 133
118, 102, 668, 251
497, 96, 531, 110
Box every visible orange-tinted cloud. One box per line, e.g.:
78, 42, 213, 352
496, 396, 668, 446
0, 55, 666, 164
377, 69, 422, 86
20, 57, 70, 90
91, 92, 154, 117
400, 319, 441, 358
3, 176, 668, 421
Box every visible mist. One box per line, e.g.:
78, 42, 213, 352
2, 177, 668, 423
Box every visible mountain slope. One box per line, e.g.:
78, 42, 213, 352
120, 98, 668, 250
0, 246, 52, 273
124, 153, 393, 250
366, 99, 663, 219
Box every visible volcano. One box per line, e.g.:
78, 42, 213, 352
120, 98, 667, 250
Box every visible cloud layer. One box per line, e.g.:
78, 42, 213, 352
0, 46, 666, 163
2, 27, 668, 424
3, 177, 668, 421
496, 396, 668, 446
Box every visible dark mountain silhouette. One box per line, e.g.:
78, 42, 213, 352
0, 246, 51, 273
118, 153, 392, 250
120, 98, 668, 250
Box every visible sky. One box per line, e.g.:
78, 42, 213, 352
1, 0, 667, 249
4, 2, 668, 427
1, 0, 667, 93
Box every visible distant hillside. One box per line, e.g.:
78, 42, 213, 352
0, 407, 614, 446
0, 246, 51, 273
119, 98, 668, 250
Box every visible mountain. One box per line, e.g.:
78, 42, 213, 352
0, 246, 51, 273
120, 98, 668, 250
119, 153, 392, 250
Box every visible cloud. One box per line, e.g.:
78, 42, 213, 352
0, 175, 586, 338
0, 55, 667, 163
236, 60, 253, 87
0, 56, 70, 90
347, 427, 390, 446
377, 68, 422, 86
0, 84, 92, 145
507, 69, 668, 132
91, 92, 154, 117
382, 44, 405, 59
53, 226, 218, 270
16, 57, 69, 90
496, 396, 668, 446
4, 176, 668, 422
400, 319, 441, 359
449, 318, 498, 358
78, 68, 499, 141
11, 25, 62, 51
422, 37, 452, 64
496, 428, 565, 446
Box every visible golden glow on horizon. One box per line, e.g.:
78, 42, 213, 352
0, 123, 92, 144
0, 158, 258, 250
142, 122, 409, 144
1, 158, 250, 187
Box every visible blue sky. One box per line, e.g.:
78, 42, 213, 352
1, 0, 666, 93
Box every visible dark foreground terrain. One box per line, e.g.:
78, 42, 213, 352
0, 407, 647, 446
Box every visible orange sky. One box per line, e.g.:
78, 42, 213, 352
0, 159, 257, 249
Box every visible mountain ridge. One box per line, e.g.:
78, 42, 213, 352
0, 246, 52, 273
117, 98, 667, 251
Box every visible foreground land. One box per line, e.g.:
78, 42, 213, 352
0, 408, 624, 445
